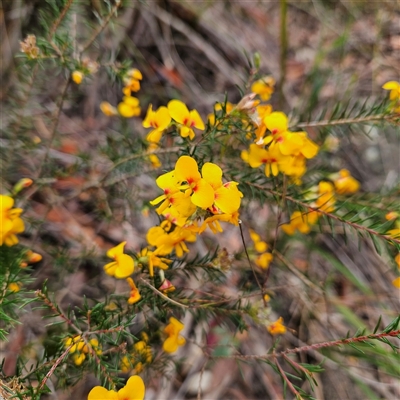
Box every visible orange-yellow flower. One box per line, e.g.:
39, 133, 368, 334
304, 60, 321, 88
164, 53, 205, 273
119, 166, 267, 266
72, 71, 84, 85
245, 143, 290, 177
123, 68, 143, 96
0, 194, 25, 246
104, 242, 134, 279
168, 100, 205, 140
382, 81, 400, 101
392, 277, 400, 289
138, 247, 171, 277
88, 375, 145, 400
120, 341, 152, 373
267, 317, 287, 335
251, 76, 275, 101
316, 181, 336, 213
333, 169, 360, 195
281, 211, 319, 235
118, 96, 141, 118
150, 171, 183, 214
126, 277, 141, 304
255, 252, 273, 269
100, 101, 118, 116
163, 317, 186, 353
143, 104, 171, 143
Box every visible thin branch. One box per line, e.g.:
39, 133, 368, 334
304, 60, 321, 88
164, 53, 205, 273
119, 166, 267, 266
139, 278, 189, 309
246, 182, 400, 245
37, 343, 73, 391
48, 0, 74, 38
214, 329, 400, 361
292, 113, 394, 129
275, 356, 304, 400
80, 1, 122, 53
238, 221, 267, 306
100, 147, 181, 183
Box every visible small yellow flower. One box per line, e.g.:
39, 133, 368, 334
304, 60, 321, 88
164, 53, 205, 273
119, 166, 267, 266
255, 252, 273, 269
100, 101, 118, 116
333, 169, 360, 195
163, 317, 186, 353
72, 71, 84, 85
267, 317, 286, 335
8, 282, 21, 293
13, 178, 33, 193
104, 242, 135, 279
382, 81, 400, 101
281, 211, 319, 235
385, 212, 398, 221
0, 194, 25, 246
88, 375, 145, 400
118, 96, 141, 118
123, 68, 143, 96
143, 104, 171, 143
251, 76, 275, 101
263, 294, 271, 302
25, 250, 42, 264
167, 100, 205, 140
126, 277, 141, 304
392, 277, 400, 289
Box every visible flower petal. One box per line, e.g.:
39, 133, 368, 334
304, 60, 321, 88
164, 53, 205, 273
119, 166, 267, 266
168, 100, 189, 125
191, 179, 214, 209
202, 162, 223, 190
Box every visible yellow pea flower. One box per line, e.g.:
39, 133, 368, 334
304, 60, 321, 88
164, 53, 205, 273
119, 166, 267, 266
72, 71, 84, 84
153, 226, 197, 258
143, 104, 171, 143
150, 171, 183, 214
0, 194, 25, 246
104, 241, 134, 279
167, 100, 205, 140
123, 68, 143, 96
255, 252, 273, 269
88, 375, 145, 400
118, 96, 141, 118
267, 317, 287, 335
264, 111, 289, 135
382, 81, 400, 101
126, 277, 141, 304
8, 282, 21, 292
385, 211, 398, 221
281, 211, 319, 235
333, 169, 360, 195
174, 156, 214, 209
163, 317, 186, 353
100, 101, 118, 116
392, 277, 400, 288
246, 143, 290, 177
316, 181, 336, 212
138, 247, 171, 277
251, 76, 275, 101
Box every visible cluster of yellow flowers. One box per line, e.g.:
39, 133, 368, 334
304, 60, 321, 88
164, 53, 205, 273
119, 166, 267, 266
249, 229, 273, 269
241, 111, 319, 184
88, 375, 145, 400
120, 334, 152, 374
65, 335, 102, 366
100, 68, 143, 117
282, 170, 360, 236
